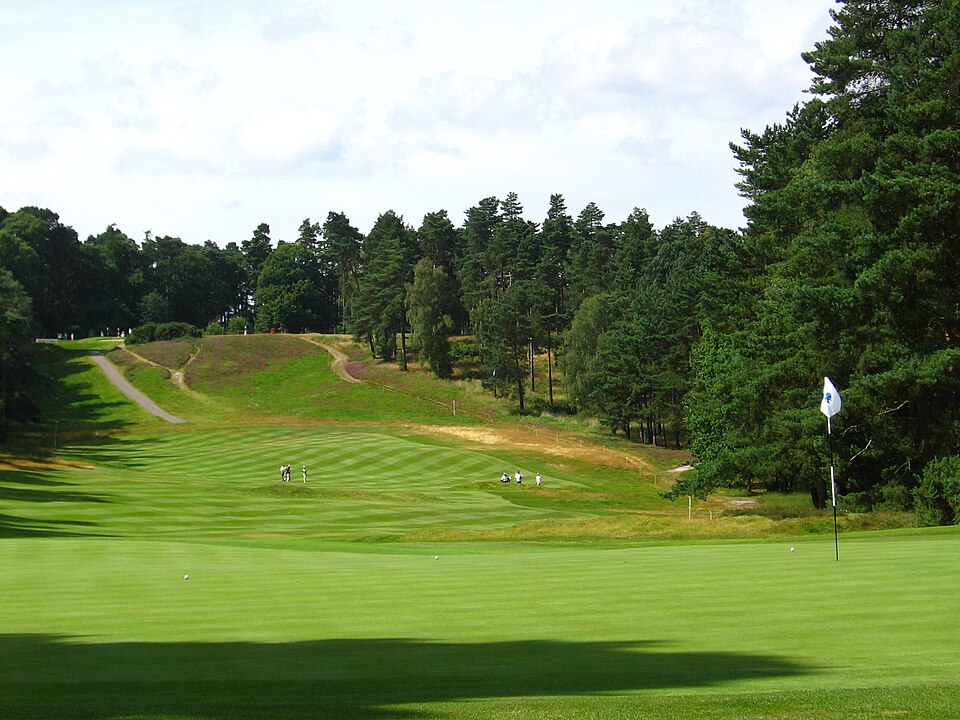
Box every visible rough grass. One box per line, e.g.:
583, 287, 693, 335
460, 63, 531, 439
182, 336, 480, 426
187, 334, 315, 387
123, 339, 196, 369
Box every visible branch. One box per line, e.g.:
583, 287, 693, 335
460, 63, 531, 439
848, 438, 873, 463
879, 400, 909, 416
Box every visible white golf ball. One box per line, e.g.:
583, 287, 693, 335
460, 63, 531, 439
434, 556, 439, 560
790, 547, 796, 552
184, 574, 190, 579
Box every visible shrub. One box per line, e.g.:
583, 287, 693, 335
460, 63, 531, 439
913, 456, 960, 526
226, 316, 250, 334
126, 323, 156, 345
154, 322, 201, 342
449, 341, 480, 360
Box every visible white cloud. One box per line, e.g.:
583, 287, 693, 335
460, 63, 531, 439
0, 0, 835, 240
235, 106, 343, 167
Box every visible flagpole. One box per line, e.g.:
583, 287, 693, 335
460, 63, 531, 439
820, 376, 841, 562
828, 414, 838, 561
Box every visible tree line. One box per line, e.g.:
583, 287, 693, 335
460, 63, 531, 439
0, 194, 723, 438
2, 0, 957, 523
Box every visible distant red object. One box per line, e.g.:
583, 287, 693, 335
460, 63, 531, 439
270, 328, 276, 334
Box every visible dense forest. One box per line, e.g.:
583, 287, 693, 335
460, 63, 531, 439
2, 0, 958, 523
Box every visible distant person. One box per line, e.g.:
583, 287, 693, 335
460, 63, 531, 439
536, 472, 542, 487
280, 465, 285, 482
500, 472, 510, 483
302, 465, 307, 483
515, 470, 523, 484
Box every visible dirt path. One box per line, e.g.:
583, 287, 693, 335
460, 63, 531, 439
296, 336, 362, 384
88, 353, 186, 424
121, 345, 210, 402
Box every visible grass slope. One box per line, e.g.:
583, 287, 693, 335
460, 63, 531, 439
1, 335, 955, 719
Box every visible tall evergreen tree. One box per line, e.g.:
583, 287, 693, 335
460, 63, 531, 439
241, 223, 273, 323
407, 258, 454, 378
688, 0, 960, 509
417, 210, 465, 334
78, 225, 145, 335
456, 197, 500, 334
0, 207, 81, 336
355, 211, 418, 365
537, 194, 576, 405
322, 211, 364, 335
297, 218, 338, 329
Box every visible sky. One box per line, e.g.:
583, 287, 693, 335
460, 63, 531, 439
0, 1, 836, 246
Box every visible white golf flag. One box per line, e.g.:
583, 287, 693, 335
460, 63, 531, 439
820, 377, 842, 418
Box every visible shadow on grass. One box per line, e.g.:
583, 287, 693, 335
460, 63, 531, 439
29, 346, 137, 433
0, 435, 168, 541
0, 471, 111, 504
52, 434, 167, 471
0, 634, 816, 719
0, 468, 111, 537
0, 513, 99, 538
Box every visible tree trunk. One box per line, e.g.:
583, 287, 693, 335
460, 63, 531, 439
512, 341, 525, 412
810, 480, 827, 510
529, 339, 535, 392
547, 332, 554, 408
399, 325, 408, 371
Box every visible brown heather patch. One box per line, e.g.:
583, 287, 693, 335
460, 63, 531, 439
0, 457, 93, 471
124, 340, 195, 370
186, 334, 316, 387
107, 347, 165, 376
398, 513, 783, 543
405, 423, 656, 471
398, 509, 914, 543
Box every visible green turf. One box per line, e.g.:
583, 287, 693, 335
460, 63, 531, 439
2, 336, 958, 719
2, 535, 958, 718
5, 426, 570, 540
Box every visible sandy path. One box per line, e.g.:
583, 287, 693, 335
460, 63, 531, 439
297, 336, 362, 383
88, 353, 186, 424
121, 345, 209, 401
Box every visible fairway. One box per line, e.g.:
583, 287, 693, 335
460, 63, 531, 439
2, 340, 959, 719
8, 426, 574, 540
